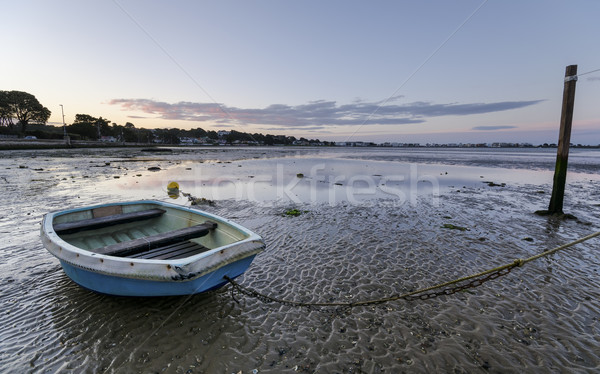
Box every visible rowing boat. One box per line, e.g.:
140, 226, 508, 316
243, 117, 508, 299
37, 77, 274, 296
41, 200, 265, 296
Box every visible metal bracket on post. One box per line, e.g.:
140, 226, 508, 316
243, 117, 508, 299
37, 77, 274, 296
564, 75, 578, 83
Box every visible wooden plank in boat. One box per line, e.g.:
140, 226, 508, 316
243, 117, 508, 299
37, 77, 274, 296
128, 241, 210, 260
96, 221, 217, 257
93, 205, 123, 218
54, 208, 166, 235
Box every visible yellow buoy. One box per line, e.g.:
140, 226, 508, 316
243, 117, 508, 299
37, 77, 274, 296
167, 181, 180, 199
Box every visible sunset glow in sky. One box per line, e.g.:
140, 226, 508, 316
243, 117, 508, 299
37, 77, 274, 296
3, 1, 600, 144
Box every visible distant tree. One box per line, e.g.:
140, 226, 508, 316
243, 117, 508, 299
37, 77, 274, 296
120, 122, 137, 142
0, 90, 51, 134
225, 130, 254, 144
188, 127, 207, 138
68, 123, 95, 139
137, 128, 153, 143
73, 114, 96, 125
95, 117, 111, 138
0, 92, 13, 129
69, 114, 96, 139
70, 114, 112, 140
152, 128, 181, 144
251, 133, 265, 144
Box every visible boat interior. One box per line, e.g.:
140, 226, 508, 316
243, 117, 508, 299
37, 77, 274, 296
52, 204, 242, 260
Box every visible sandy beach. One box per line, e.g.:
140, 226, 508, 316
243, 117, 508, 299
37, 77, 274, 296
1, 146, 599, 373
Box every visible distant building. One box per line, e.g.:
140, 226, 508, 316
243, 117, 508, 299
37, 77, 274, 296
179, 137, 197, 144
335, 141, 373, 147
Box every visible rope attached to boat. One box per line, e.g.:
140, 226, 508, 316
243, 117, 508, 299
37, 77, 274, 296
224, 229, 600, 310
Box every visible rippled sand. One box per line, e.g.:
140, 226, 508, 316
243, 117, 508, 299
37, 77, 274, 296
1, 147, 599, 373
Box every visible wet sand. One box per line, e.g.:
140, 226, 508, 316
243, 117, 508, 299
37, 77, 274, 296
0, 147, 599, 373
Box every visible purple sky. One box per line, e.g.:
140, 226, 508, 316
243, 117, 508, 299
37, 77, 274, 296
3, 1, 600, 144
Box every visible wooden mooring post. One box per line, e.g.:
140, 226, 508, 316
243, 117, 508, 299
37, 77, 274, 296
547, 64, 578, 215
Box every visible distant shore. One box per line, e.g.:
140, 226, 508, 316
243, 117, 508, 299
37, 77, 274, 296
0, 138, 150, 151
2, 137, 599, 151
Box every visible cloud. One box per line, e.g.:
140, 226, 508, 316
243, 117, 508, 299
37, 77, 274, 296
264, 125, 332, 132
472, 125, 518, 131
109, 97, 543, 129
212, 124, 235, 128
587, 76, 600, 81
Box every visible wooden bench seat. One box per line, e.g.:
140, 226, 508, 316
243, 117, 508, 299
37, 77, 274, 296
54, 208, 166, 235
127, 241, 211, 260
95, 221, 217, 258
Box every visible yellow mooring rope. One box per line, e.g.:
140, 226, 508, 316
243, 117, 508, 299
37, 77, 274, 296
224, 229, 600, 309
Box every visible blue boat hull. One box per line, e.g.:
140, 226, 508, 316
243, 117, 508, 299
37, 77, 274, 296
59, 255, 256, 297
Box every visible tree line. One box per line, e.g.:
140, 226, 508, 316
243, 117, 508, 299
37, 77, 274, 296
0, 90, 329, 145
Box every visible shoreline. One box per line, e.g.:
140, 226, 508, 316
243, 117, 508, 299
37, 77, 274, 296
0, 139, 151, 151
2, 138, 600, 151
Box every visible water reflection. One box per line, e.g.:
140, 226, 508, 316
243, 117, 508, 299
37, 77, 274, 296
91, 156, 596, 207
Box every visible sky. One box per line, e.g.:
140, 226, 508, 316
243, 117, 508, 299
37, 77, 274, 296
3, 0, 600, 145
